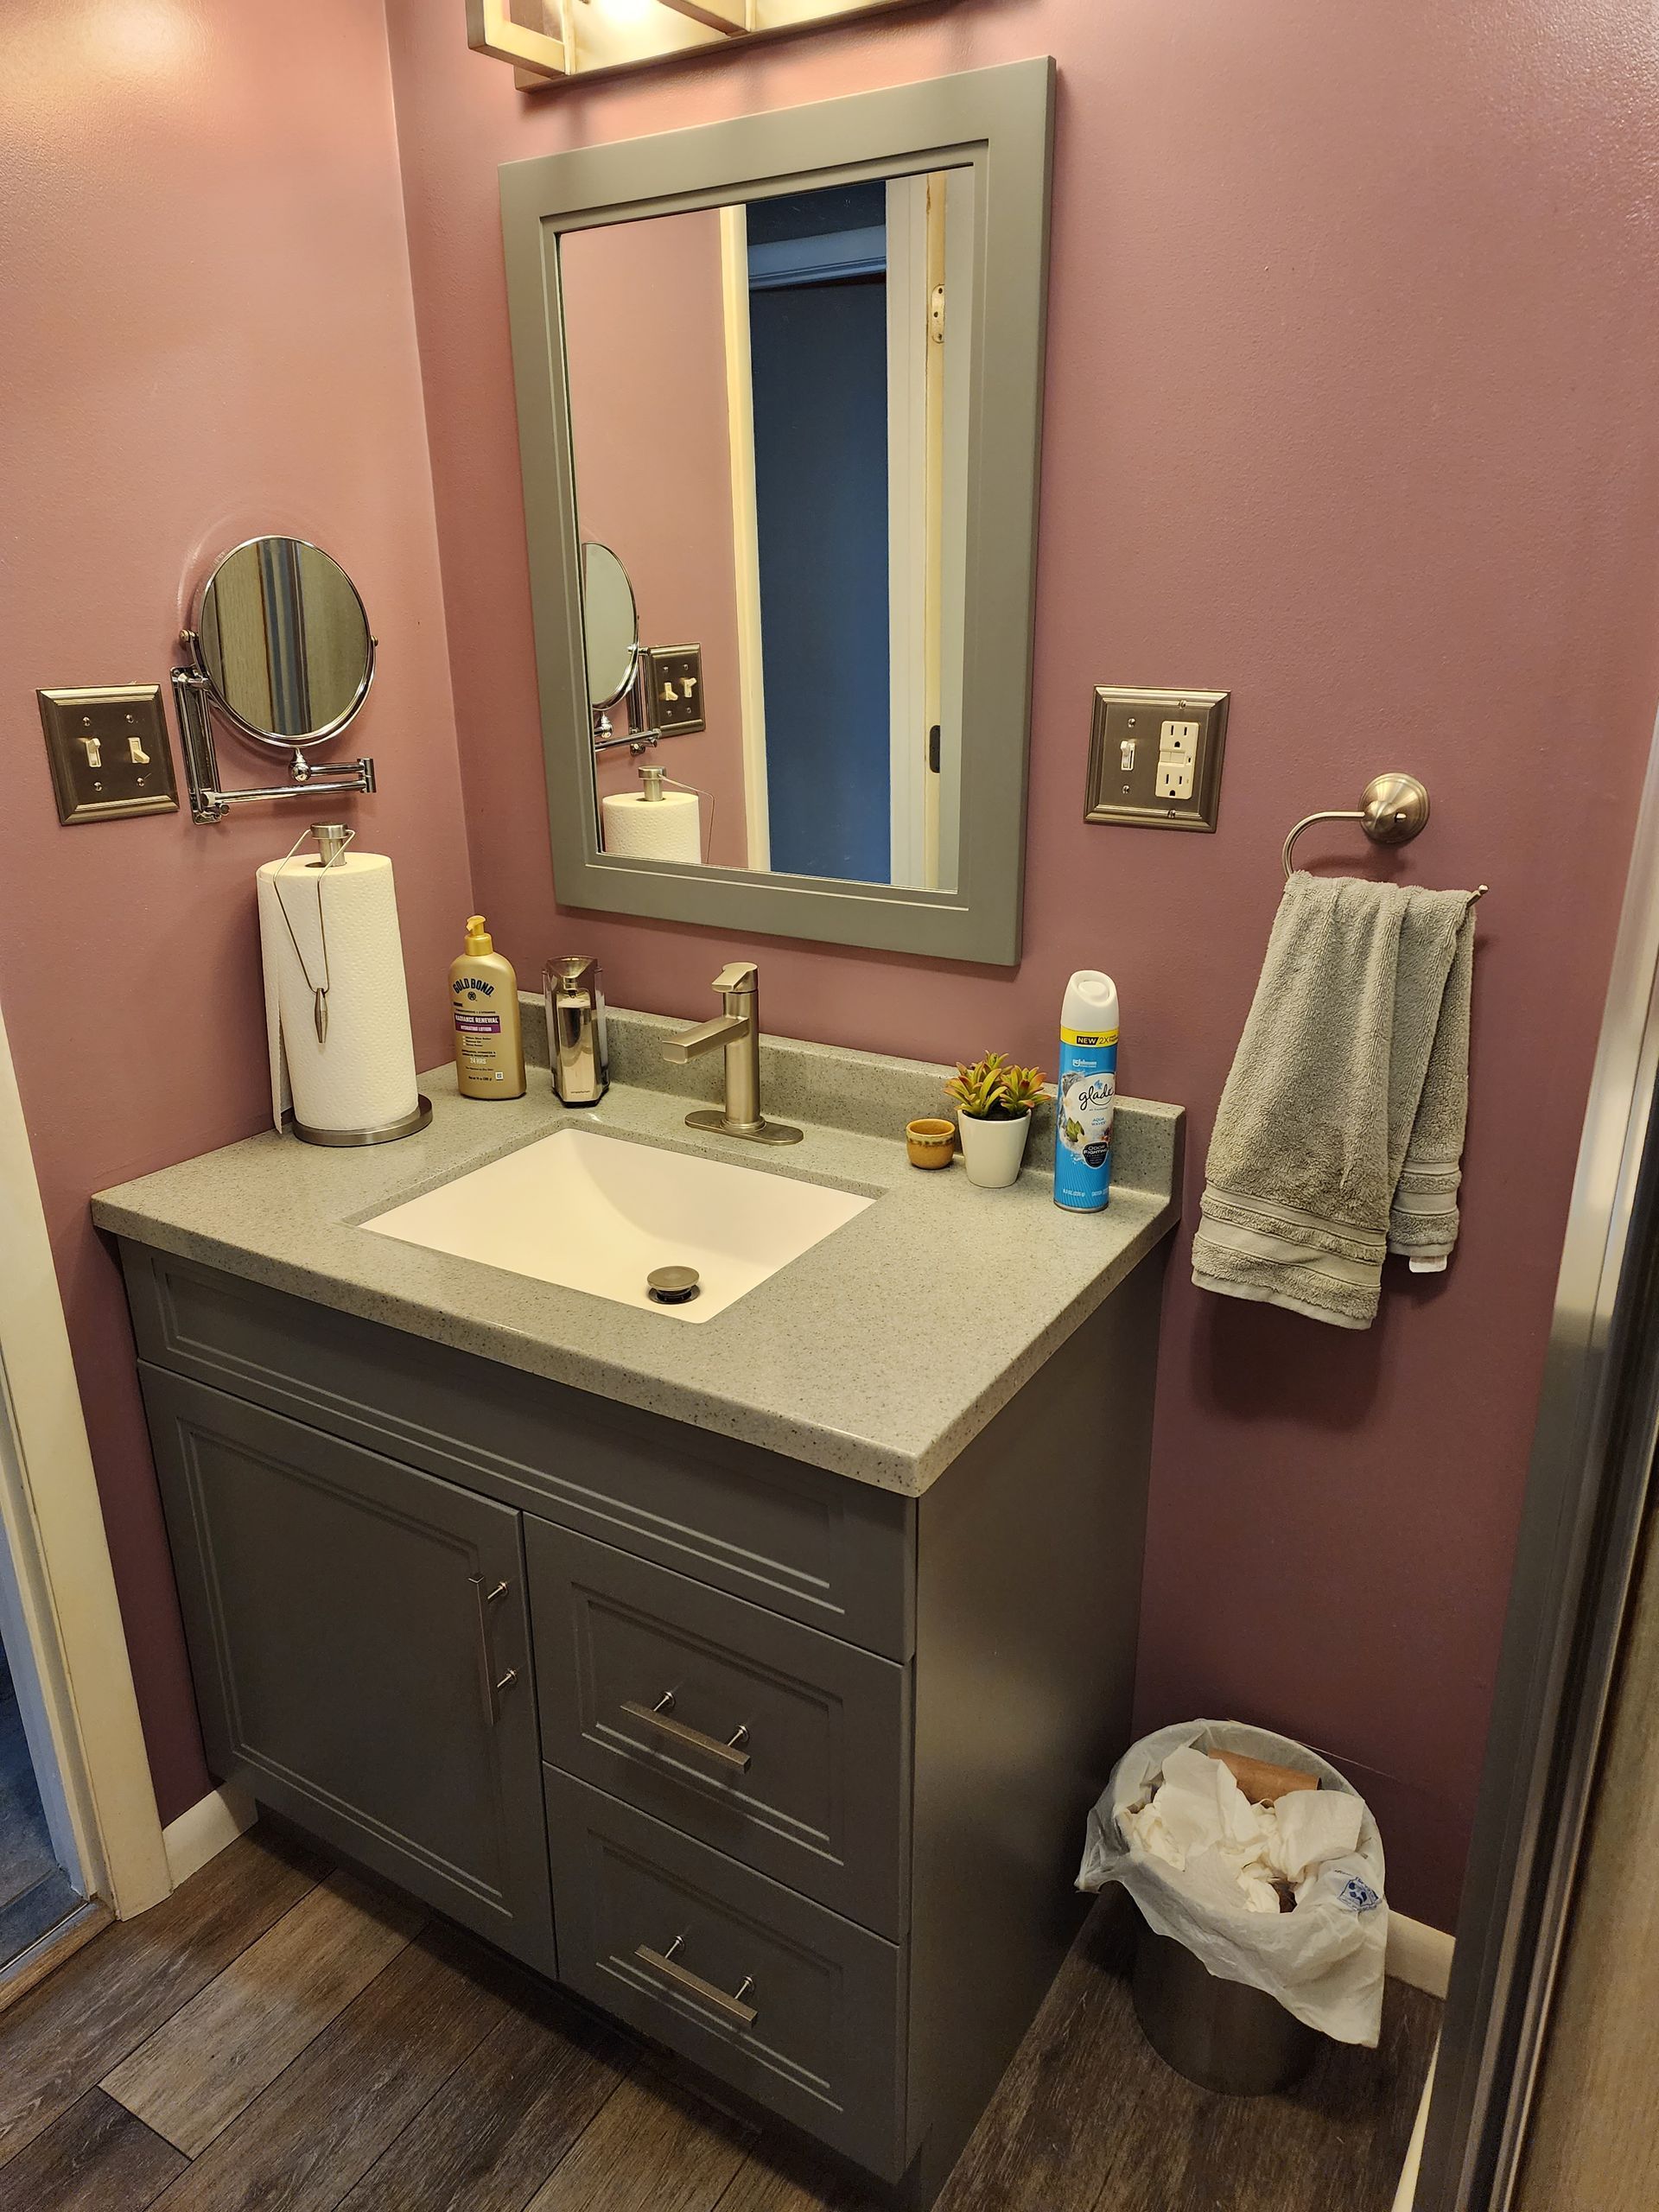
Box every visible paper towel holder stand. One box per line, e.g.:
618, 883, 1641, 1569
172, 535, 379, 825
272, 821, 434, 1150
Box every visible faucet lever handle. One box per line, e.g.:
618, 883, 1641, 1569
712, 961, 759, 995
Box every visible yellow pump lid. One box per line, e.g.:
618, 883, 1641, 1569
463, 915, 493, 956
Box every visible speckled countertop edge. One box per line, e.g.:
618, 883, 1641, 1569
92, 1013, 1184, 1497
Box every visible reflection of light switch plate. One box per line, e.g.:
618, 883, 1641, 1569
39, 684, 179, 825
645, 645, 707, 736
1084, 687, 1229, 832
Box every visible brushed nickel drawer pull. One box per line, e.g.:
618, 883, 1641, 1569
621, 1691, 752, 1773
468, 1575, 517, 1724
635, 1935, 758, 2024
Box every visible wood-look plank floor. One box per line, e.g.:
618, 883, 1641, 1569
101, 1867, 424, 2155
937, 1897, 1437, 2212
0, 1827, 1438, 2212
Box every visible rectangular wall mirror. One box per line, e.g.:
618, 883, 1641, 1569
501, 60, 1054, 964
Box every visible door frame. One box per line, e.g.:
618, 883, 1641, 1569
720, 200, 773, 875
887, 171, 931, 892
1417, 697, 1659, 2209
0, 998, 169, 1921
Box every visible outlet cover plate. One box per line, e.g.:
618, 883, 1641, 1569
39, 684, 178, 825
1084, 686, 1229, 832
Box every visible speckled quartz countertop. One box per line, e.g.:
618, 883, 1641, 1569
92, 1008, 1183, 1497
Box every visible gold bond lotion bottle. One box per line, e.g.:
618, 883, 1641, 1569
449, 917, 526, 1099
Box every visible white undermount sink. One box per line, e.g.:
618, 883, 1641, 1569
362, 1127, 874, 1323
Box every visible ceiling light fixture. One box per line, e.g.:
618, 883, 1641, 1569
466, 0, 961, 89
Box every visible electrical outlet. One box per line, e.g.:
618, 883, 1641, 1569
1155, 715, 1199, 800
1084, 687, 1230, 832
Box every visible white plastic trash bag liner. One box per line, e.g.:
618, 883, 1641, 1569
1077, 1719, 1388, 2046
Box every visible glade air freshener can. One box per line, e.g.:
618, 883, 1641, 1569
1054, 970, 1120, 1213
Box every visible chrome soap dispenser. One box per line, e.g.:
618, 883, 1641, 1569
545, 956, 609, 1105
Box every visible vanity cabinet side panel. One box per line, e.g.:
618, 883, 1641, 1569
118, 1242, 913, 1660
901, 1248, 1168, 2190
137, 1362, 556, 1975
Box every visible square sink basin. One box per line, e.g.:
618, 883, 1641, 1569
361, 1127, 874, 1323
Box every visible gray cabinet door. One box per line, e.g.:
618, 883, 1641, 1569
139, 1364, 555, 1975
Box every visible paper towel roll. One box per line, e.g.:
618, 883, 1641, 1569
602, 788, 702, 863
257, 851, 420, 1137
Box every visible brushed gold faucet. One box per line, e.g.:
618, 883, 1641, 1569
662, 962, 803, 1146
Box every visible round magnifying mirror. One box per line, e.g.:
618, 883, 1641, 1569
582, 542, 639, 712
192, 537, 374, 752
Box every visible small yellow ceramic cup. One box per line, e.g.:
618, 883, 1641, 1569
906, 1117, 957, 1170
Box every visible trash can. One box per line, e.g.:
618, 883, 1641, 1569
1077, 1720, 1389, 2087
1131, 1923, 1319, 2095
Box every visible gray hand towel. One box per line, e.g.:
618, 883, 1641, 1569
1192, 874, 1478, 1328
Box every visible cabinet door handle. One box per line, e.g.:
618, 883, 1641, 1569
620, 1692, 752, 1772
468, 1575, 517, 1724
635, 1936, 757, 2024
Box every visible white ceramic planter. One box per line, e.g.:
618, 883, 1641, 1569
957, 1109, 1032, 1190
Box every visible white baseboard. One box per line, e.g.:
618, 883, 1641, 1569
162, 1783, 257, 1890
1389, 1911, 1455, 1999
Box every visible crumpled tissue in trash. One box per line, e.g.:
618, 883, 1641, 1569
1120, 1746, 1363, 1916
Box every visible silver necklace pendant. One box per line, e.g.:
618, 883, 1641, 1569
314, 988, 329, 1046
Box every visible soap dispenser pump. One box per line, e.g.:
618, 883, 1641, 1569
449, 915, 526, 1100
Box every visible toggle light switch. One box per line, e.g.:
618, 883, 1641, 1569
39, 684, 178, 825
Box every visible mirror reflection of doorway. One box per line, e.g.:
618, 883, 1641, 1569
746, 182, 894, 885
733, 174, 956, 892
560, 161, 972, 899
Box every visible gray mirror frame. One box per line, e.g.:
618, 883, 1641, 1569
188, 535, 376, 753
500, 57, 1055, 968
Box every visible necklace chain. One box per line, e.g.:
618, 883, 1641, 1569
271, 828, 351, 1046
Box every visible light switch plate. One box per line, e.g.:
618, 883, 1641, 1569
39, 684, 178, 825
1084, 687, 1230, 832
645, 645, 707, 736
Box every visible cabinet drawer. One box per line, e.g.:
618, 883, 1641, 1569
121, 1244, 912, 1660
528, 1520, 908, 1936
545, 1770, 906, 2180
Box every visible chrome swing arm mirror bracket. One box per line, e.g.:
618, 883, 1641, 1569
170, 656, 376, 826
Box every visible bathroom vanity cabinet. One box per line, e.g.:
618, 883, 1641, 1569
119, 1232, 1165, 2201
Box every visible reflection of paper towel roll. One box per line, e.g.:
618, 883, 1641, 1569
602, 788, 702, 862
257, 853, 421, 1138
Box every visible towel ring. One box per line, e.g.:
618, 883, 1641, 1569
1282, 773, 1489, 899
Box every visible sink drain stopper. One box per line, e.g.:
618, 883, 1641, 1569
647, 1265, 702, 1306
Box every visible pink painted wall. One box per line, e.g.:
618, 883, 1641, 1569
0, 0, 472, 1821
387, 0, 1659, 1923
562, 213, 750, 866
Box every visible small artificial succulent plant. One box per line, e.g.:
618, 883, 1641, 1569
999, 1061, 1049, 1116
945, 1051, 1049, 1121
